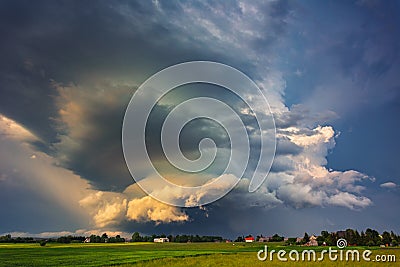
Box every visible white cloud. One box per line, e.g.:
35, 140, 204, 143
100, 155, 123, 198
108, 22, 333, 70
259, 124, 374, 210
380, 182, 398, 189
286, 125, 335, 147
0, 114, 39, 142
327, 192, 372, 210
79, 192, 128, 228
126, 196, 188, 223
79, 183, 191, 226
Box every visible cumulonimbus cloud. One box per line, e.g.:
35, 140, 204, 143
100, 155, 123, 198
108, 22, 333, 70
0, 1, 381, 230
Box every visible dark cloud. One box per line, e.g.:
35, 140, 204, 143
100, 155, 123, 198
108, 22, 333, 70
145, 83, 266, 180
49, 81, 135, 191
274, 104, 339, 129
0, 0, 290, 192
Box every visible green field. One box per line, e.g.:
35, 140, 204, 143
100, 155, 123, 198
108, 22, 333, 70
0, 242, 398, 266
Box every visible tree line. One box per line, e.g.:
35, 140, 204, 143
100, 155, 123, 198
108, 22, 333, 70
309, 228, 400, 246
0, 228, 398, 246
0, 234, 36, 243
131, 232, 223, 243
86, 233, 126, 243
0, 233, 125, 244
236, 228, 400, 246
47, 233, 125, 243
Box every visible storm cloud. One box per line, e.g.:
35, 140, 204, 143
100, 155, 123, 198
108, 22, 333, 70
1, 0, 399, 237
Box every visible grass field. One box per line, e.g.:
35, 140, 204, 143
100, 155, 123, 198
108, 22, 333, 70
0, 242, 398, 266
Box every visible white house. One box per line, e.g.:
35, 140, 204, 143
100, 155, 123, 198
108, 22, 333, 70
154, 237, 169, 243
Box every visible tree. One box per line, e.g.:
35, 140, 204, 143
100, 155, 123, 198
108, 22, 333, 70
360, 231, 366, 246
303, 232, 310, 244
345, 229, 356, 245
365, 228, 380, 246
131, 232, 142, 242
325, 234, 335, 246
57, 236, 71, 244
151, 234, 157, 241
271, 234, 284, 242
115, 235, 125, 243
316, 236, 325, 246
235, 236, 244, 242
89, 235, 96, 243
382, 231, 391, 246
354, 230, 361, 245
321, 231, 329, 239
391, 231, 398, 243
285, 238, 297, 245
0, 234, 12, 243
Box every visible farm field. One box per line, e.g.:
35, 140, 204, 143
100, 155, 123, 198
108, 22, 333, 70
0, 242, 398, 267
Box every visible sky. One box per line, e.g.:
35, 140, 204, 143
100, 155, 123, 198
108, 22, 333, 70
0, 0, 399, 239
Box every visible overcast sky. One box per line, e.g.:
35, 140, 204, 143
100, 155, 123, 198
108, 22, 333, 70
0, 0, 399, 239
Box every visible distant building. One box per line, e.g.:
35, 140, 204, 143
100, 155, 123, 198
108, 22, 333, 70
84, 237, 90, 243
245, 236, 255, 243
153, 237, 169, 243
296, 237, 303, 243
306, 235, 318, 246
258, 237, 269, 242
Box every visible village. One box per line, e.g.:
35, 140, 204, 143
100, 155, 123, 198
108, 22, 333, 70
238, 234, 319, 246
126, 228, 399, 248
1, 228, 398, 249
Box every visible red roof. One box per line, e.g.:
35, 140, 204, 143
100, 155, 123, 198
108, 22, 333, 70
245, 237, 254, 240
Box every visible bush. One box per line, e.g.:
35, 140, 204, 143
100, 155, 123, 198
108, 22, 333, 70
366, 240, 375, 247
39, 241, 47, 247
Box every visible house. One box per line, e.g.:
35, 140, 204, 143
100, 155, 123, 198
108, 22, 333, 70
306, 235, 318, 246
258, 237, 269, 242
296, 237, 303, 243
154, 237, 169, 243
84, 237, 91, 243
245, 236, 255, 243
